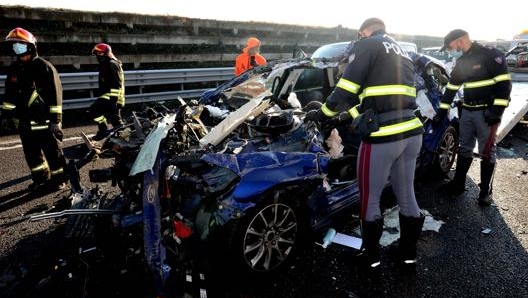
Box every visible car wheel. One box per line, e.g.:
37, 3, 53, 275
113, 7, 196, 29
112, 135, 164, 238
222, 189, 309, 275
434, 125, 458, 174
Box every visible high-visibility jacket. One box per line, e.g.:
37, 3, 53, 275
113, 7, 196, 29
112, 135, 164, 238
322, 29, 424, 143
235, 51, 267, 76
96, 57, 125, 106
439, 42, 511, 115
2, 55, 63, 125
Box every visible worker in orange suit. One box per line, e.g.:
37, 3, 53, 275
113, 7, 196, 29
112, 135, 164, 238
235, 37, 267, 76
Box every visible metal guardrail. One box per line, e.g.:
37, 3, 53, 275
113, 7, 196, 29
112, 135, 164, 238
0, 67, 235, 110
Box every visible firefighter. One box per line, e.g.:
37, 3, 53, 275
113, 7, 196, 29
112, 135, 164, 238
89, 43, 125, 140
306, 18, 425, 269
1, 27, 67, 193
435, 29, 512, 206
234, 37, 267, 76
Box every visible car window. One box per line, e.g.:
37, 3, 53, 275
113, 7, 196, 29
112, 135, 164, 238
421, 47, 450, 62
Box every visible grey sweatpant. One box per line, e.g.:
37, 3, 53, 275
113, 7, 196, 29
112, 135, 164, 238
358, 134, 423, 221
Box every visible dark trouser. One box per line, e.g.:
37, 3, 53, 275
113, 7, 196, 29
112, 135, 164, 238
19, 123, 67, 184
89, 98, 123, 128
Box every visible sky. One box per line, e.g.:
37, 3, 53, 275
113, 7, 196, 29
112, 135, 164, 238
1, 0, 526, 42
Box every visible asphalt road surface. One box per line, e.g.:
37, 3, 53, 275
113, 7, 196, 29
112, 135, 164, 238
1, 118, 528, 298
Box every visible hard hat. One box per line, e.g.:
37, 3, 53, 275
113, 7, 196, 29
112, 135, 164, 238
92, 43, 116, 59
5, 27, 37, 45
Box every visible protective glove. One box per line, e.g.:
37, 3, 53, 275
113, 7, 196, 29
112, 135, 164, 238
49, 122, 64, 141
1, 117, 10, 131
322, 111, 352, 128
484, 111, 501, 126
432, 108, 448, 127
304, 109, 329, 123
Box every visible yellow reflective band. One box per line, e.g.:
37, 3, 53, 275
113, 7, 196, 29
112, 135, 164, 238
362, 85, 416, 97
493, 98, 509, 106
494, 73, 511, 82
446, 83, 461, 91
49, 105, 62, 114
2, 102, 16, 110
94, 115, 106, 123
321, 103, 338, 117
370, 117, 422, 137
348, 106, 360, 118
336, 78, 361, 94
439, 103, 451, 109
31, 125, 49, 130
51, 168, 64, 175
27, 90, 39, 107
464, 79, 495, 89
99, 95, 110, 100
31, 161, 49, 173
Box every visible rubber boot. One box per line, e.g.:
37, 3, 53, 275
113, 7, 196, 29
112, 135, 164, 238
397, 213, 425, 267
478, 160, 495, 206
436, 156, 473, 195
358, 218, 384, 269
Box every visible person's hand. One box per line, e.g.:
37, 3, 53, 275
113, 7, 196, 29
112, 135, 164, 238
484, 111, 501, 126
304, 109, 328, 123
432, 109, 448, 127
322, 111, 352, 128
49, 122, 63, 141
1, 117, 10, 131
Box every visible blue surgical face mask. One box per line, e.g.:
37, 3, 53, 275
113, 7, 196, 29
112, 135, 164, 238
448, 48, 462, 59
12, 43, 28, 55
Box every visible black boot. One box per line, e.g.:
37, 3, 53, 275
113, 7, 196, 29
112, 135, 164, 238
357, 218, 384, 269
397, 213, 425, 267
92, 122, 109, 141
478, 160, 495, 206
436, 156, 473, 195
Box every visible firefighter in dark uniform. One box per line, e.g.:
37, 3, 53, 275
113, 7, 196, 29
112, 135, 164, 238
1, 27, 67, 193
306, 18, 425, 269
89, 43, 125, 140
435, 29, 512, 206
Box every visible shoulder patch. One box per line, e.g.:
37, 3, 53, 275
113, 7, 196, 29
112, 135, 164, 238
494, 56, 504, 64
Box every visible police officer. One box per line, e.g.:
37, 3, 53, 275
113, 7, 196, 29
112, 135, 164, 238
435, 29, 512, 206
1, 27, 67, 193
307, 18, 425, 269
89, 43, 125, 140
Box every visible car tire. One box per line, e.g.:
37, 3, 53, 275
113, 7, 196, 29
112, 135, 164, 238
221, 188, 310, 276
433, 124, 458, 174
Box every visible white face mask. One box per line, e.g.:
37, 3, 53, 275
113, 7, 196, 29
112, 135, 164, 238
12, 43, 28, 55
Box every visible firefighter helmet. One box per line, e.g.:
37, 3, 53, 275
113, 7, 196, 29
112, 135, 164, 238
92, 43, 115, 59
5, 27, 37, 56
5, 27, 37, 45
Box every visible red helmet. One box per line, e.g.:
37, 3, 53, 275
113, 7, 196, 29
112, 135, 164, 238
5, 27, 37, 45
92, 43, 115, 58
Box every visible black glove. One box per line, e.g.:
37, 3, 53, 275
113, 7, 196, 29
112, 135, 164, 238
322, 111, 352, 127
49, 122, 64, 141
250, 56, 258, 67
432, 109, 448, 126
304, 109, 329, 123
1, 117, 10, 131
484, 111, 501, 126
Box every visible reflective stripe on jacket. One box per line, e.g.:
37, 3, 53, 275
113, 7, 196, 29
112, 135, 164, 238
323, 30, 423, 143
440, 42, 512, 113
